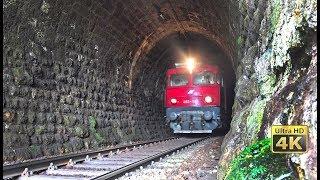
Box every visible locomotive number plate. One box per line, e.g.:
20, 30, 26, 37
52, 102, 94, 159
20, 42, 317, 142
182, 99, 198, 104
183, 100, 191, 104
271, 125, 308, 153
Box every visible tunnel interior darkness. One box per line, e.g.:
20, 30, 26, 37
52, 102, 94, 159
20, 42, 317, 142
132, 32, 236, 129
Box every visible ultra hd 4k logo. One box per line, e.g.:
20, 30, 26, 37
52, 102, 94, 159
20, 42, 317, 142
271, 125, 308, 153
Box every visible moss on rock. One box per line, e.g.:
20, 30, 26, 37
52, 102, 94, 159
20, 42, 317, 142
63, 115, 76, 126
237, 35, 244, 47
89, 116, 104, 144
35, 125, 46, 135
225, 138, 294, 180
246, 99, 267, 142
40, 1, 50, 14
13, 66, 23, 77
28, 145, 42, 158
270, 0, 281, 33
75, 126, 84, 138
258, 73, 276, 97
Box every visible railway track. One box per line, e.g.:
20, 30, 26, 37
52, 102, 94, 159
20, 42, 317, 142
3, 137, 208, 180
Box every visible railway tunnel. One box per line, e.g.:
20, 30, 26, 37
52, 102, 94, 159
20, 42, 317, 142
3, 0, 317, 179
132, 32, 236, 131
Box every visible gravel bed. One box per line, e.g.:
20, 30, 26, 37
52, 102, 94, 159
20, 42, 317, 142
118, 136, 223, 180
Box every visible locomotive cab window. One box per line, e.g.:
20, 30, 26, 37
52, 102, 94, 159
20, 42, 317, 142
169, 74, 188, 86
193, 71, 220, 85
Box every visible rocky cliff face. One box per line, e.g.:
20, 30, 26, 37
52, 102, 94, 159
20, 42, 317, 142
218, 0, 317, 179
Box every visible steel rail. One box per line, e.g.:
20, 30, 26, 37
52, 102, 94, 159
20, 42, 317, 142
92, 137, 209, 180
3, 137, 175, 179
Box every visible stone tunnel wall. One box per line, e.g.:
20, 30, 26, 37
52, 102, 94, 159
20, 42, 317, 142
131, 49, 171, 107
218, 0, 317, 179
3, 0, 171, 163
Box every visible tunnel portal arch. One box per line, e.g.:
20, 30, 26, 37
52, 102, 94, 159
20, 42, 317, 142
129, 31, 236, 132
128, 21, 237, 89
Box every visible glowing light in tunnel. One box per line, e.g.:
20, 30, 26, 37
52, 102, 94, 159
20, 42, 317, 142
186, 57, 195, 73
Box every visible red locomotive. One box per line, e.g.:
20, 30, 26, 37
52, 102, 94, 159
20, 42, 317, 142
165, 59, 226, 133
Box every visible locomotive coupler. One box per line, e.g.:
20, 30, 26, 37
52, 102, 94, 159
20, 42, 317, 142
189, 115, 194, 130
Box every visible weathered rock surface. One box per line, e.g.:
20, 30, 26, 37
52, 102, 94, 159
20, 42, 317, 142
218, 0, 317, 179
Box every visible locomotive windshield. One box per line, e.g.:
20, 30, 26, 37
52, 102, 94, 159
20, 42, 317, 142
170, 74, 188, 86
193, 71, 219, 85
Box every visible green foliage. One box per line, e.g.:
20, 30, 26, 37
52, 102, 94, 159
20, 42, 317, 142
88, 116, 104, 144
89, 116, 97, 131
94, 131, 104, 143
270, 0, 281, 33
237, 35, 244, 47
225, 138, 294, 180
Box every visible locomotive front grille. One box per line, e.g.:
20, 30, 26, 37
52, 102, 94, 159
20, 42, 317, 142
166, 107, 220, 121
166, 107, 221, 133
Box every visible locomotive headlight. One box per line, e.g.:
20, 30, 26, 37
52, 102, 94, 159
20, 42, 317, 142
204, 111, 212, 120
186, 57, 195, 73
204, 96, 212, 103
170, 98, 177, 104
